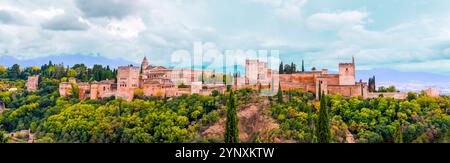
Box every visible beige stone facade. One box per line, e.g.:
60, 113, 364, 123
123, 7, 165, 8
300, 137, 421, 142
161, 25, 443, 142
90, 80, 116, 100
247, 57, 369, 99
116, 66, 140, 101
142, 78, 177, 97
424, 88, 440, 97
366, 92, 408, 99
26, 75, 39, 92
59, 77, 94, 100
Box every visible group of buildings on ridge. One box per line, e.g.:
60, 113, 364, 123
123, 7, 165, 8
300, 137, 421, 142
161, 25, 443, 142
3, 57, 441, 105
58, 57, 225, 101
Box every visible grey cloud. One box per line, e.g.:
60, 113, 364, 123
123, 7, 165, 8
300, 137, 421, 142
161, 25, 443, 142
0, 10, 26, 25
0, 10, 13, 23
42, 14, 89, 31
75, 0, 137, 19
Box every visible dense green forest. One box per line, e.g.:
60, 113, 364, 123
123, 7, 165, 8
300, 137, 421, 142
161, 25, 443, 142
270, 91, 450, 143
0, 63, 449, 143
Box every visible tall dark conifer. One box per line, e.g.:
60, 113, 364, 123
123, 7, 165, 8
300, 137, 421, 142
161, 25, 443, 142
316, 94, 330, 143
277, 82, 283, 103
394, 123, 403, 143
307, 103, 314, 143
279, 62, 284, 74
225, 90, 239, 143
302, 60, 305, 72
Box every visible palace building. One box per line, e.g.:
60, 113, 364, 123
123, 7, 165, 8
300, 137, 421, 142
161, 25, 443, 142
246, 57, 368, 99
58, 56, 375, 101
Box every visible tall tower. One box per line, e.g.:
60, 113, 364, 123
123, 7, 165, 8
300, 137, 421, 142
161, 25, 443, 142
245, 59, 258, 85
26, 75, 39, 92
141, 56, 149, 71
338, 57, 356, 85
116, 66, 140, 101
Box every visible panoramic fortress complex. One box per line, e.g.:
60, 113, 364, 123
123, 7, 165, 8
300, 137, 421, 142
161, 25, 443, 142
58, 56, 438, 101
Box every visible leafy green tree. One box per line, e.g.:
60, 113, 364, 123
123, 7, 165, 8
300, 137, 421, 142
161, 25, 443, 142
0, 131, 9, 143
70, 82, 80, 99
211, 90, 219, 97
0, 65, 6, 78
8, 64, 21, 79
316, 94, 331, 143
67, 69, 77, 78
379, 86, 397, 92
72, 64, 88, 82
51, 65, 66, 79
284, 64, 291, 74
105, 66, 113, 79
133, 88, 144, 99
407, 92, 417, 101
92, 64, 104, 81
0, 65, 6, 74
225, 90, 239, 143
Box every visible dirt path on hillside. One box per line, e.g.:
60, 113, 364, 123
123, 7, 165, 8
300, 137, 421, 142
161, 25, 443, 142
345, 129, 355, 143
202, 98, 279, 142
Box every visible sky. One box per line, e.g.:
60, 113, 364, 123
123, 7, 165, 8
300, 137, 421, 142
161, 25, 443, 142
1, 0, 450, 75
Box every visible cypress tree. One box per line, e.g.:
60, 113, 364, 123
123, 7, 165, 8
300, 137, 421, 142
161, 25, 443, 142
316, 94, 331, 143
318, 83, 322, 100
394, 123, 403, 143
223, 74, 227, 85
201, 70, 205, 84
307, 103, 314, 143
302, 60, 305, 72
277, 82, 283, 103
291, 62, 295, 73
258, 83, 262, 93
279, 62, 284, 74
225, 90, 239, 143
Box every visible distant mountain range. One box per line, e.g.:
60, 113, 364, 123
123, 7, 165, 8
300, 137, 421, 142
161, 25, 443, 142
356, 69, 450, 94
0, 54, 136, 68
356, 68, 450, 83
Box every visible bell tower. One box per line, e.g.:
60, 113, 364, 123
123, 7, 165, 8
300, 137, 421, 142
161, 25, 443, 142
141, 56, 149, 71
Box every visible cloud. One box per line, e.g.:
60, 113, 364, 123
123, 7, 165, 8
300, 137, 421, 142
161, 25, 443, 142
0, 10, 13, 23
75, 0, 138, 19
0, 9, 27, 25
306, 11, 369, 31
105, 16, 146, 39
303, 12, 450, 75
32, 7, 65, 20
251, 0, 307, 19
42, 14, 89, 31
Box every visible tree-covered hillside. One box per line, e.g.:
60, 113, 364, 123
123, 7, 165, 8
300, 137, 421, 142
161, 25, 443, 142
0, 63, 449, 143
